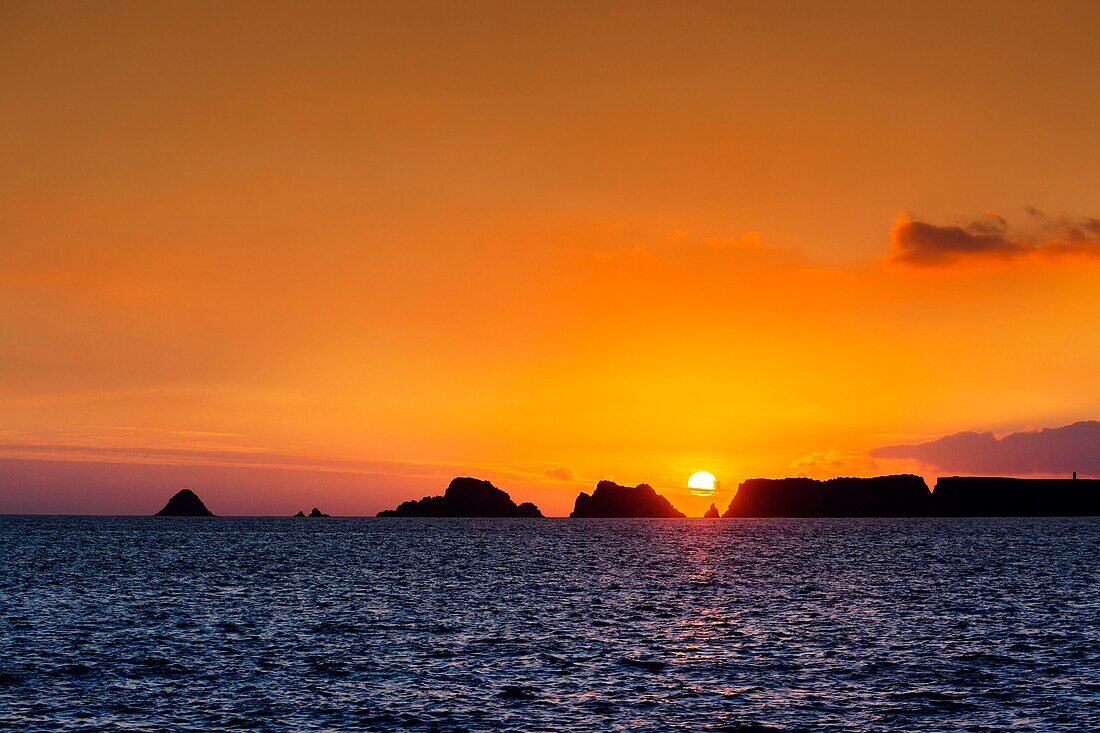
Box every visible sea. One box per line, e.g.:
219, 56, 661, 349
1, 516, 1098, 732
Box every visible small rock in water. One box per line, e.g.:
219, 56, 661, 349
308, 508, 330, 517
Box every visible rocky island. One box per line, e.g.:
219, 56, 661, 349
377, 477, 543, 517
570, 480, 686, 518
294, 508, 330, 517
722, 475, 932, 517
154, 489, 214, 517
703, 503, 720, 518
932, 476, 1100, 516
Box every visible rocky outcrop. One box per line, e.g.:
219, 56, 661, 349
932, 476, 1100, 516
703, 503, 720, 518
377, 477, 543, 517
155, 489, 214, 517
308, 508, 330, 517
293, 510, 306, 517
722, 475, 931, 517
570, 481, 686, 518
514, 502, 542, 517
717, 474, 1100, 517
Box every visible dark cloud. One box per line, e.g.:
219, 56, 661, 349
889, 210, 1100, 266
870, 421, 1100, 475
544, 465, 575, 481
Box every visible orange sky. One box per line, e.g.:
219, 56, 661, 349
3, 1, 1100, 515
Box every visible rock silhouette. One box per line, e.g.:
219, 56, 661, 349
293, 510, 306, 517
308, 508, 330, 517
154, 489, 214, 517
703, 503, 720, 518
933, 476, 1100, 516
570, 481, 686, 518
377, 477, 543, 517
514, 502, 542, 517
723, 475, 931, 517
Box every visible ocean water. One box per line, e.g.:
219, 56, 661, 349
1, 517, 1098, 732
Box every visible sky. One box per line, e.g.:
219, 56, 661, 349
3, 1, 1100, 516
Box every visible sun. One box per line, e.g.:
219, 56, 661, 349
688, 471, 717, 496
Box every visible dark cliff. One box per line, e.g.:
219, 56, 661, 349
377, 477, 543, 517
933, 476, 1100, 516
703, 503, 720, 518
722, 475, 932, 517
570, 481, 686, 518
155, 489, 214, 517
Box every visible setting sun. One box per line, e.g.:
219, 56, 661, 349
688, 471, 717, 496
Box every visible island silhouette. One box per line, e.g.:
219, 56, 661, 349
932, 476, 1100, 516
722, 474, 1099, 517
154, 489, 214, 517
570, 480, 686, 518
151, 473, 1099, 518
723, 475, 932, 517
376, 477, 543, 517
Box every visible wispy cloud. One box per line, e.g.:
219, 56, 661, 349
0, 384, 317, 408
889, 209, 1100, 266
591, 230, 779, 265
543, 465, 576, 481
790, 450, 881, 478
0, 429, 575, 499
702, 230, 768, 251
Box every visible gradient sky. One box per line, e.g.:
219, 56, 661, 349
3, 1, 1100, 515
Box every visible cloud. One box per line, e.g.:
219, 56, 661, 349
543, 465, 576, 481
702, 230, 767, 251
870, 420, 1100, 475
591, 230, 781, 266
889, 210, 1100, 266
689, 479, 722, 497
791, 450, 881, 478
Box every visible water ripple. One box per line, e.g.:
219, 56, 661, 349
1, 516, 1098, 731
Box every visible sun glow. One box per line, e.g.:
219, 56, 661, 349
688, 471, 717, 496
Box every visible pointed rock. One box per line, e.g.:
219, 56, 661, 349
293, 510, 306, 517
308, 507, 330, 517
155, 489, 214, 517
703, 503, 719, 518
